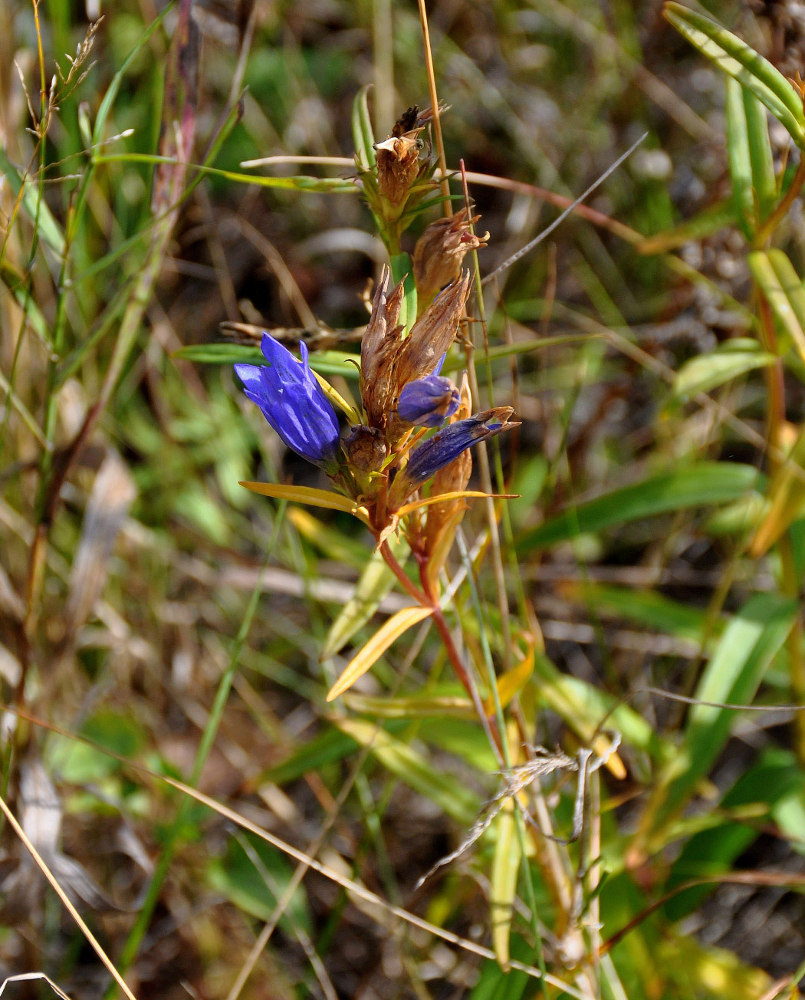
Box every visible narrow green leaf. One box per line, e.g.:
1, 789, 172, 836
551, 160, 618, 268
726, 77, 756, 237
666, 748, 803, 920
665, 2, 805, 146
658, 592, 798, 824
257, 724, 396, 786
749, 248, 805, 363
173, 341, 362, 378
673, 338, 775, 398
532, 654, 672, 762
519, 462, 761, 552
322, 536, 410, 658
470, 936, 538, 1000
333, 718, 480, 822
743, 83, 777, 222
566, 581, 714, 644
93, 2, 175, 146
0, 149, 65, 256
174, 342, 264, 364
207, 833, 312, 932
351, 84, 376, 171
0, 260, 50, 340
94, 154, 358, 193
390, 252, 417, 332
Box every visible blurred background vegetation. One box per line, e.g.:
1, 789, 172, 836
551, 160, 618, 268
3, 0, 805, 998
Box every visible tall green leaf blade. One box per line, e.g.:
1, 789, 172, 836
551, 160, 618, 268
0, 149, 65, 256
665, 748, 803, 919
351, 84, 376, 171
749, 248, 805, 363
653, 592, 798, 829
173, 342, 361, 378
743, 84, 777, 222
334, 717, 480, 822
665, 2, 805, 146
519, 463, 761, 552
725, 77, 755, 236
673, 338, 775, 398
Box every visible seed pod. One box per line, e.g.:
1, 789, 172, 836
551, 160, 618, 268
359, 268, 407, 430
343, 424, 388, 473
413, 209, 489, 309
375, 130, 423, 206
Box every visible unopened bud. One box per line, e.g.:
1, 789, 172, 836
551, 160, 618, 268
398, 374, 460, 428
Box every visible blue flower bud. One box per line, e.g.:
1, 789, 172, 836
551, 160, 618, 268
235, 334, 341, 470
388, 407, 518, 508
398, 374, 460, 427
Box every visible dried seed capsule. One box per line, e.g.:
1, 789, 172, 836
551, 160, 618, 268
413, 209, 489, 308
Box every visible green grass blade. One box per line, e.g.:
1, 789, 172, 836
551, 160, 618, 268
0, 149, 65, 255
351, 84, 376, 171
491, 802, 520, 969
742, 83, 777, 223
725, 77, 757, 236
334, 717, 480, 823
673, 338, 775, 398
749, 248, 805, 363
665, 2, 805, 146
321, 536, 410, 659
653, 592, 798, 830
174, 342, 362, 377
519, 463, 761, 552
94, 154, 357, 193
93, 2, 175, 146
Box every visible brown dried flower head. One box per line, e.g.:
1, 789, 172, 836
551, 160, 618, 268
360, 267, 471, 434
373, 104, 433, 207
413, 209, 489, 307
359, 268, 406, 429
374, 130, 424, 206
393, 270, 471, 391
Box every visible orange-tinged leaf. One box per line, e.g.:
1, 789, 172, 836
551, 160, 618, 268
239, 481, 370, 524
326, 606, 433, 701
750, 424, 805, 556
394, 490, 516, 518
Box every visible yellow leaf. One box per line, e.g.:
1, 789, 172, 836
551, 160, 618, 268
490, 799, 520, 970
394, 490, 516, 518
239, 481, 370, 524
326, 605, 433, 701
750, 423, 805, 556
483, 650, 534, 716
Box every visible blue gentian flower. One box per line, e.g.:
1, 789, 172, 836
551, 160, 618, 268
235, 334, 341, 470
388, 407, 517, 507
398, 374, 460, 427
